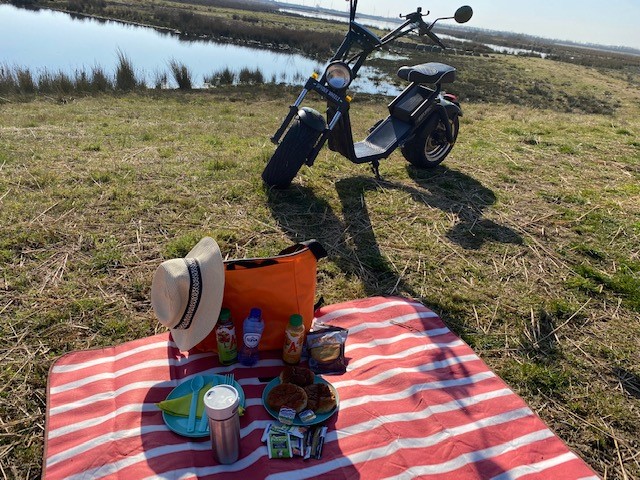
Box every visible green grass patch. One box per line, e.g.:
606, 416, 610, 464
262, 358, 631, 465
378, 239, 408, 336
500, 360, 570, 396
570, 264, 640, 311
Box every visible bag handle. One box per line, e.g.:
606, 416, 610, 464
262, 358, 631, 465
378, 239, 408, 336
278, 239, 327, 260
225, 259, 278, 270
225, 240, 326, 270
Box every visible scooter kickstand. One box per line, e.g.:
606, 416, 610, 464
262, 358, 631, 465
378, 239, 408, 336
371, 160, 382, 181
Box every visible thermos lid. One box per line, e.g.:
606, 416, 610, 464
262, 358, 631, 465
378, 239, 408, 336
204, 385, 240, 420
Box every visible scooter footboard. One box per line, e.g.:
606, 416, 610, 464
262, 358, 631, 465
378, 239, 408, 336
352, 116, 412, 163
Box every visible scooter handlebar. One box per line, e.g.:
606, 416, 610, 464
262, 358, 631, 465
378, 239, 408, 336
401, 8, 446, 49
401, 7, 424, 23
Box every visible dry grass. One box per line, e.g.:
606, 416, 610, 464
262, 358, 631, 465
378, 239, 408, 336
0, 56, 639, 480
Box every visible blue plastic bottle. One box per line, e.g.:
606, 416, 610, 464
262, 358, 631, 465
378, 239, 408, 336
238, 307, 265, 366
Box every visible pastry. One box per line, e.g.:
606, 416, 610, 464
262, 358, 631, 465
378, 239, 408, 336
266, 383, 308, 413
279, 365, 315, 387
304, 383, 336, 414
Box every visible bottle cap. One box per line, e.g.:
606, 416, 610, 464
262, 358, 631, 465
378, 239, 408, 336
249, 307, 262, 318
204, 385, 239, 421
289, 314, 303, 327
219, 308, 231, 322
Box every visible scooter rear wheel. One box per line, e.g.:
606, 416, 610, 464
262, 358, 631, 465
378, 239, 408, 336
401, 115, 459, 169
262, 118, 321, 189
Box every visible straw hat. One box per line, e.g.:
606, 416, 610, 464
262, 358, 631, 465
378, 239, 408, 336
151, 237, 225, 351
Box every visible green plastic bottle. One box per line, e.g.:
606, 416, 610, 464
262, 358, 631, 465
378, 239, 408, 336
215, 308, 237, 365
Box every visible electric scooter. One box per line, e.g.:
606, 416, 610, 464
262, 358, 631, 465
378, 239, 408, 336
262, 1, 473, 188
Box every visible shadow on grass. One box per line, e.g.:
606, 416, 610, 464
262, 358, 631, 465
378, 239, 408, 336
266, 181, 409, 299
265, 165, 522, 302
405, 165, 522, 250
613, 367, 640, 399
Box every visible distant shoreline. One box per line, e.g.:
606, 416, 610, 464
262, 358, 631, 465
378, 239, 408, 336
275, 1, 640, 56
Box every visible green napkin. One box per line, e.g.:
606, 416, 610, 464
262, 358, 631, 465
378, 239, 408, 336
157, 382, 213, 418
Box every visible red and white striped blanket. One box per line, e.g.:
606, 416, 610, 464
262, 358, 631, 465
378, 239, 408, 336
44, 296, 598, 479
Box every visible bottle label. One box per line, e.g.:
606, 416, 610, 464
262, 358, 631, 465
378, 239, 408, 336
283, 330, 304, 363
216, 325, 237, 362
244, 332, 261, 349
285, 332, 302, 353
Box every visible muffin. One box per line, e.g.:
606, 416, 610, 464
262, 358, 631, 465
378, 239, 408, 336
266, 383, 308, 413
279, 365, 315, 387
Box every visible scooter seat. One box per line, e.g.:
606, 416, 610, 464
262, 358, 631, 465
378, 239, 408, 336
397, 63, 456, 84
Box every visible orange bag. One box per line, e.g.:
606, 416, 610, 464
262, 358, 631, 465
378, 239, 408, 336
194, 240, 326, 352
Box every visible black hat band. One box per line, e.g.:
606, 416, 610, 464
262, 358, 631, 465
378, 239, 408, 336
174, 258, 202, 330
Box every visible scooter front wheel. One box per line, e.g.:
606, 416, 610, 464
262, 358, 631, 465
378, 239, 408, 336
401, 115, 459, 169
262, 118, 321, 189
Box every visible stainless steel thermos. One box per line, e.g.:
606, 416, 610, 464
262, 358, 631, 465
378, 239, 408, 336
203, 385, 241, 464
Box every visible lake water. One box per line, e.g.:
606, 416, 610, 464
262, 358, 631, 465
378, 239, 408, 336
482, 42, 548, 58
0, 4, 400, 94
0, 4, 322, 88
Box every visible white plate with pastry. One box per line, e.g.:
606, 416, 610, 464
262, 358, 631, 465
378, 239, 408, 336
261, 366, 339, 426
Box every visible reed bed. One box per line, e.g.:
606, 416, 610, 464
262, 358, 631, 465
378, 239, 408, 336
0, 59, 308, 97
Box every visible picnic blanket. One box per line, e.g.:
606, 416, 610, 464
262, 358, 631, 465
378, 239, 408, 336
44, 296, 599, 479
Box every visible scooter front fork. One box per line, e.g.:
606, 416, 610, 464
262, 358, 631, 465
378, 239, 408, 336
305, 110, 343, 167
271, 88, 310, 144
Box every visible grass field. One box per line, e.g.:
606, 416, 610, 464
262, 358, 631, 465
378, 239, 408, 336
1, 4, 640, 480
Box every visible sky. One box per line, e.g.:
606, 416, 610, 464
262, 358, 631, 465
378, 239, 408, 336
277, 0, 640, 50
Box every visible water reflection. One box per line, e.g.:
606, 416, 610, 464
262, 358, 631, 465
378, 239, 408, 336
0, 4, 320, 87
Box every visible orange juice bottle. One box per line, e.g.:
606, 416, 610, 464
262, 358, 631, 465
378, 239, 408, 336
282, 314, 305, 365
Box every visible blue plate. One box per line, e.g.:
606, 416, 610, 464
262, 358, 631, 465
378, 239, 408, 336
162, 374, 245, 438
262, 376, 339, 426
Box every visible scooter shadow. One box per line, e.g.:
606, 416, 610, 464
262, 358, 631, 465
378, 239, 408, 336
266, 180, 414, 298
403, 164, 522, 250
265, 166, 521, 299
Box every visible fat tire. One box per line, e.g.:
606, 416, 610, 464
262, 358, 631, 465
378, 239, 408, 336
401, 114, 459, 169
262, 119, 321, 188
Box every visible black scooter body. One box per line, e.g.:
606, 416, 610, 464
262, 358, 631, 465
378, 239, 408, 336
262, 2, 473, 188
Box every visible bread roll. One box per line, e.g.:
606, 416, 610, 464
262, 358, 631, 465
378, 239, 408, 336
304, 383, 336, 414
279, 365, 315, 387
266, 383, 308, 413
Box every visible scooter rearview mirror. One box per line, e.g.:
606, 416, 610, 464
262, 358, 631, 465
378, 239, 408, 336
454, 6, 473, 23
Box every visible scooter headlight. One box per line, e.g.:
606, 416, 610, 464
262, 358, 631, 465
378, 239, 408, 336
325, 62, 352, 90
